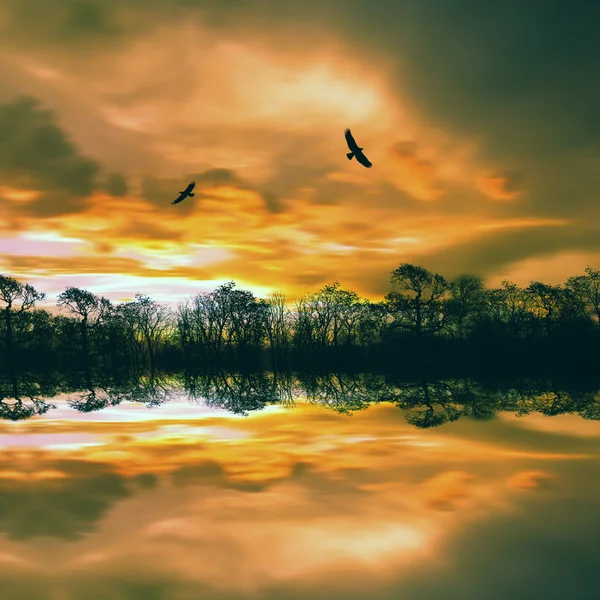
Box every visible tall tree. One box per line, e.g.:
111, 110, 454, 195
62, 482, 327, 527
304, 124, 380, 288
0, 275, 45, 371
386, 264, 449, 349
263, 291, 291, 359
566, 267, 600, 328
128, 294, 171, 373
445, 274, 486, 338
526, 281, 569, 337
480, 281, 534, 339
57, 287, 110, 371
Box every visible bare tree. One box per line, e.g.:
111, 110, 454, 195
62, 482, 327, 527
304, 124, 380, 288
445, 274, 486, 338
386, 264, 449, 348
566, 267, 600, 328
526, 281, 569, 336
57, 287, 111, 371
481, 281, 534, 339
0, 275, 45, 370
263, 291, 291, 358
127, 294, 171, 373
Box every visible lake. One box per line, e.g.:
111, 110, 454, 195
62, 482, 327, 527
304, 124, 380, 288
1, 373, 600, 599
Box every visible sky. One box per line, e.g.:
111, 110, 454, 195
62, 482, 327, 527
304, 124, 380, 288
1, 395, 600, 598
1, 0, 600, 305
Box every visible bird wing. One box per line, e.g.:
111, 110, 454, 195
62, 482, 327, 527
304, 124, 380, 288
355, 150, 373, 168
171, 193, 185, 205
344, 129, 358, 151
187, 182, 196, 192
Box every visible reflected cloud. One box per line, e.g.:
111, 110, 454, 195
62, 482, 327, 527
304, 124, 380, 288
419, 470, 476, 510
0, 369, 599, 598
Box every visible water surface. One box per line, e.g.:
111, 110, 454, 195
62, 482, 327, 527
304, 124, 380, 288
1, 376, 600, 599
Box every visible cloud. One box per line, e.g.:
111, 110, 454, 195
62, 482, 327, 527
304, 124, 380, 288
0, 459, 131, 540
103, 173, 128, 197
418, 470, 476, 510
507, 470, 554, 491
415, 222, 580, 281
1, 2, 599, 300
476, 171, 523, 201
388, 140, 445, 201
171, 461, 269, 492
0, 96, 100, 216
140, 168, 280, 215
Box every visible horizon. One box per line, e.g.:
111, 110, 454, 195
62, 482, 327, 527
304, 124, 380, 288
3, 262, 600, 311
1, 2, 600, 305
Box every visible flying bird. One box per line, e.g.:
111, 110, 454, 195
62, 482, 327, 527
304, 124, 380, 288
171, 181, 196, 205
344, 129, 372, 168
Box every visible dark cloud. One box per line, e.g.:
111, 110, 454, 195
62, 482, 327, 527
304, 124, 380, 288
416, 223, 600, 281
328, 1, 600, 219
141, 168, 280, 213
171, 461, 269, 492
0, 459, 131, 540
292, 272, 333, 287
196, 168, 282, 213
499, 171, 524, 195
140, 176, 190, 211
113, 220, 184, 242
104, 173, 128, 197
1, 0, 298, 56
0, 96, 100, 216
195, 168, 240, 186
135, 472, 158, 489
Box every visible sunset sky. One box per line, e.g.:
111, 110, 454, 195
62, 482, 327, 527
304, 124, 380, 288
1, 1, 599, 305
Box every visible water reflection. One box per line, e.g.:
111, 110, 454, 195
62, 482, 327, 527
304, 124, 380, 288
1, 370, 600, 425
1, 371, 600, 599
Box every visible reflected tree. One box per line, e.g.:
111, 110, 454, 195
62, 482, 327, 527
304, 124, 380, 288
0, 371, 57, 420
298, 371, 380, 415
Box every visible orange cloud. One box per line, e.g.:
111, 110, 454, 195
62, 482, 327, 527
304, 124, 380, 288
0, 17, 579, 303
476, 171, 523, 200
388, 141, 446, 201
507, 471, 554, 490
418, 470, 477, 510
485, 250, 600, 288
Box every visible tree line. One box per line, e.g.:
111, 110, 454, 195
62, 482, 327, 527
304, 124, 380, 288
2, 263, 600, 374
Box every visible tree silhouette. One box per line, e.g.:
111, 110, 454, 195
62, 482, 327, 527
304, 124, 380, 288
566, 267, 600, 328
118, 294, 171, 374
386, 264, 449, 352
0, 275, 45, 370
2, 263, 600, 375
445, 274, 486, 339
262, 291, 291, 363
57, 287, 111, 372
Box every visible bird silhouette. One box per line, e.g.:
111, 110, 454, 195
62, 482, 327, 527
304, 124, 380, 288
344, 129, 372, 168
171, 181, 196, 205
